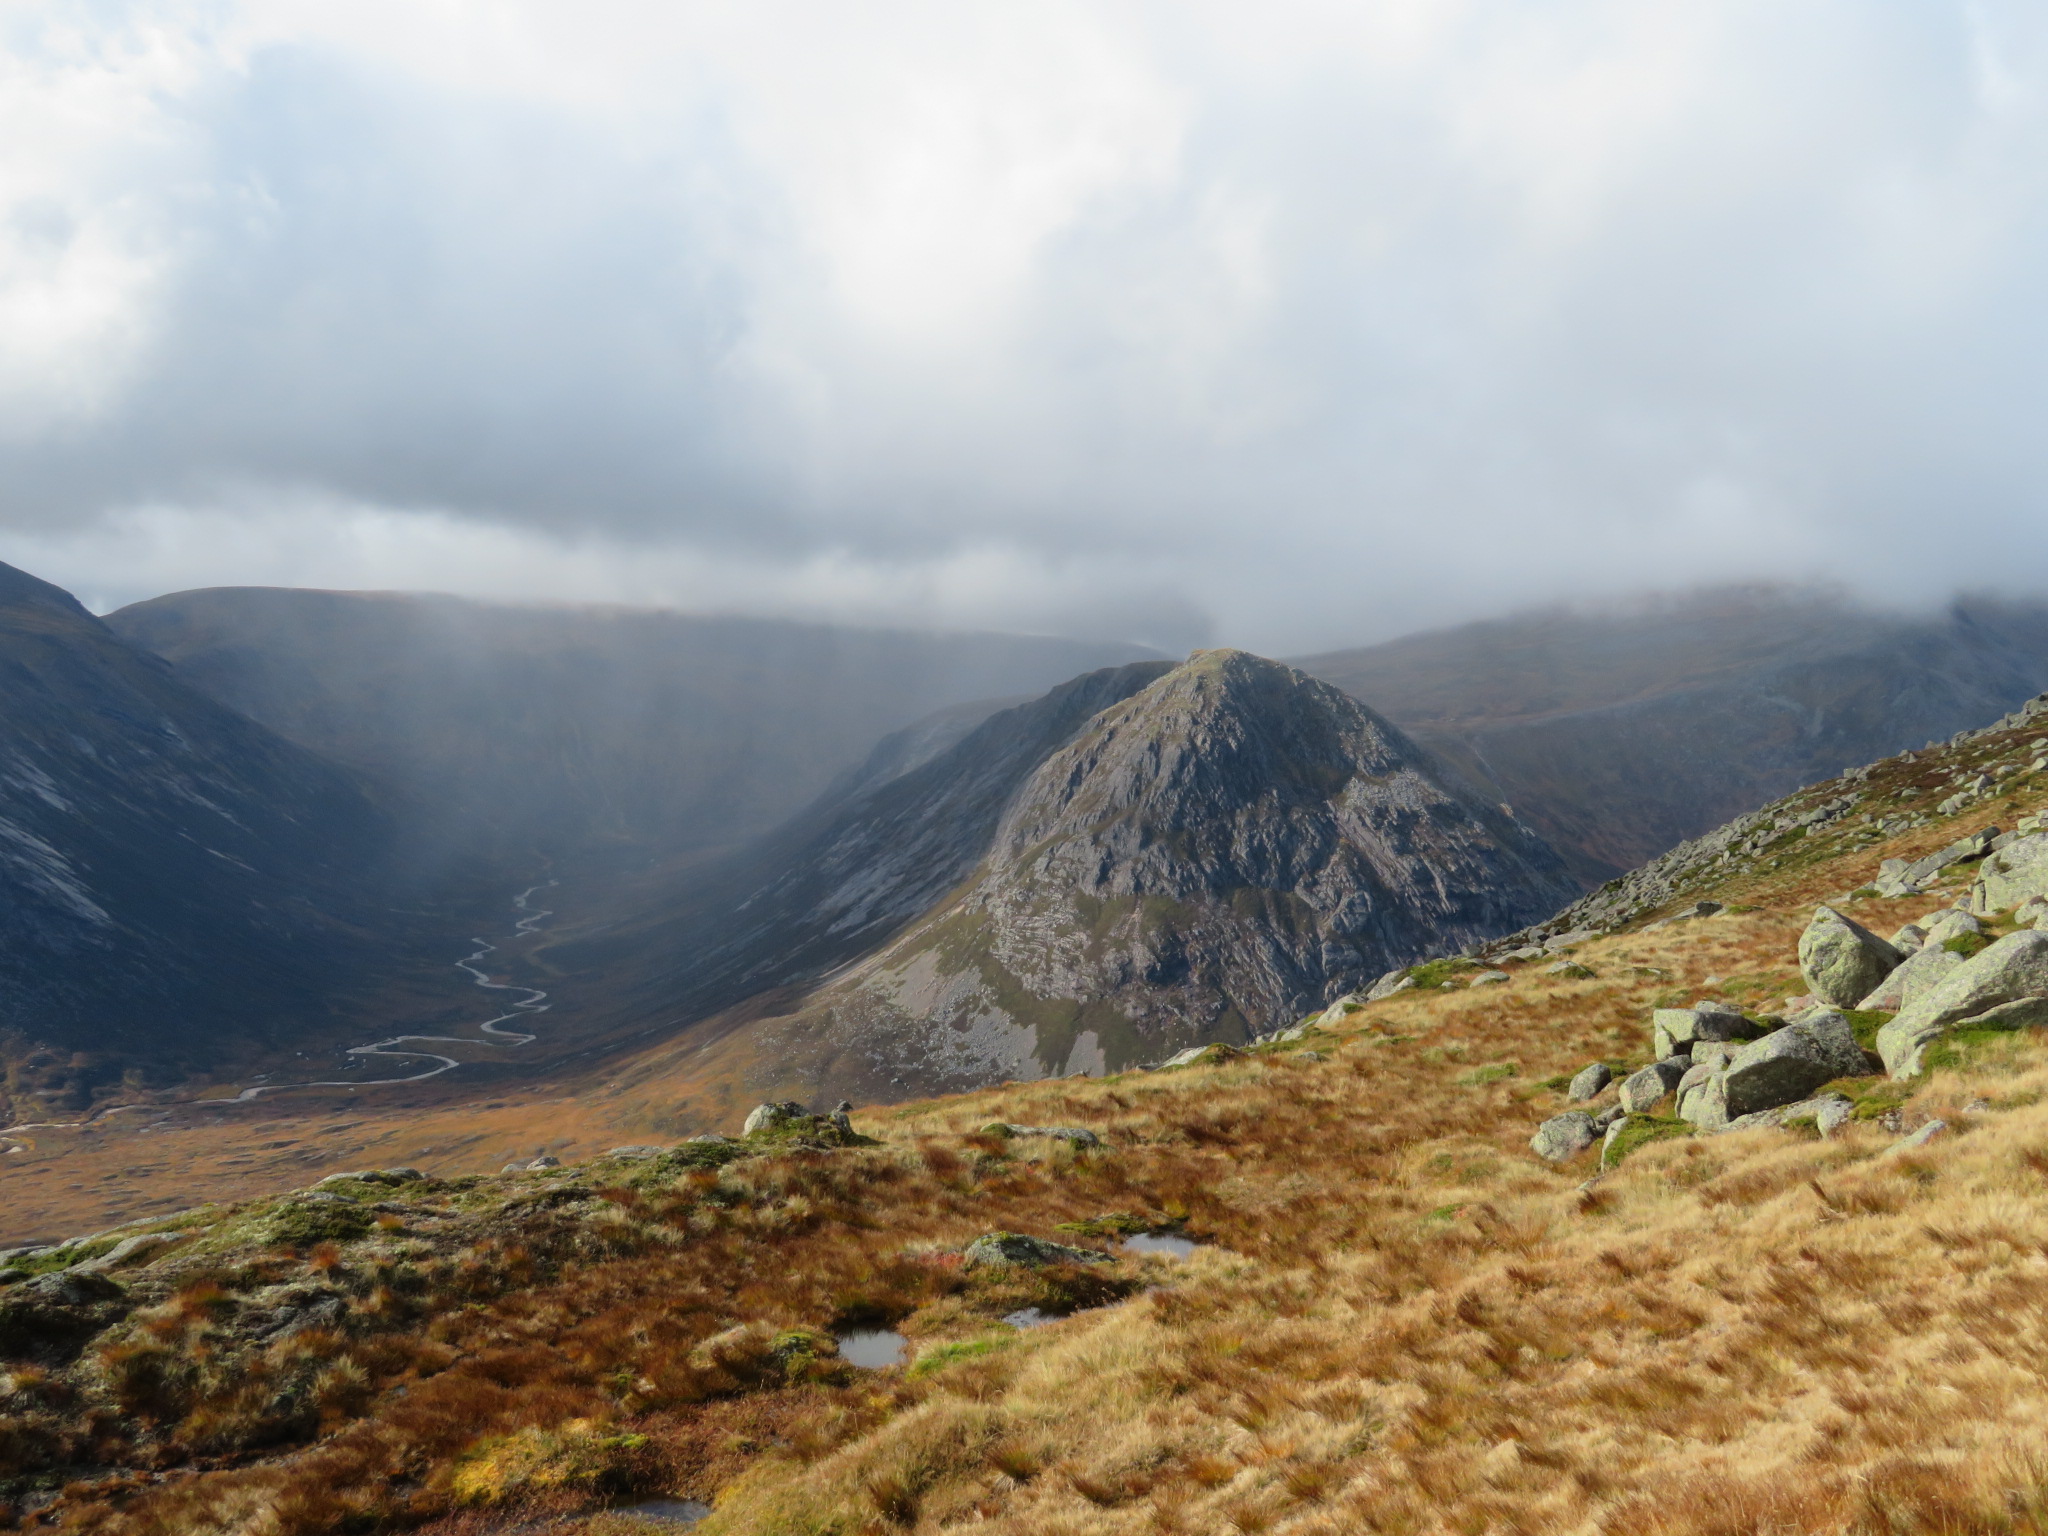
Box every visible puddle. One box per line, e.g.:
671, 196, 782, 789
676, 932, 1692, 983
1003, 1306, 1056, 1328
617, 1500, 711, 1529
837, 1329, 908, 1368
1122, 1232, 1200, 1258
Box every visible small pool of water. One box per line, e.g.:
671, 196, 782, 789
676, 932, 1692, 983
618, 1499, 711, 1528
1003, 1307, 1055, 1329
1122, 1232, 1200, 1258
837, 1329, 908, 1368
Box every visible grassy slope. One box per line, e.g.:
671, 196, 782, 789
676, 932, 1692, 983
17, 714, 2048, 1533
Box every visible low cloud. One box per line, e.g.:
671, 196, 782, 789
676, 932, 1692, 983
4, 1, 2048, 650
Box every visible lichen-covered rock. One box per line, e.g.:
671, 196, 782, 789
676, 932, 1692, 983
983, 1124, 1102, 1148
1721, 1010, 1869, 1118
1159, 1044, 1244, 1069
1468, 969, 1510, 987
1971, 833, 2048, 913
1889, 922, 1928, 954
1724, 1091, 1856, 1136
1566, 1062, 1613, 1101
1878, 930, 2048, 1076
1617, 1059, 1689, 1114
743, 1102, 808, 1136
1651, 1006, 1757, 1059
963, 1232, 1110, 1268
1798, 906, 1903, 1007
1365, 970, 1416, 1002
1857, 943, 1964, 1012
1545, 960, 1596, 979
1530, 1112, 1598, 1162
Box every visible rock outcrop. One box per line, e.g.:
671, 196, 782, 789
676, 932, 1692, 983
1878, 931, 2048, 1076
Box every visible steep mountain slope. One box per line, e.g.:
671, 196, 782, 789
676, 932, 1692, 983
0, 565, 398, 1108
1295, 587, 2048, 884
649, 650, 1578, 1098
106, 588, 1159, 868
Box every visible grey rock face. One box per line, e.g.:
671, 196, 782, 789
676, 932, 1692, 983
1617, 1059, 1689, 1114
1889, 922, 1928, 954
743, 1102, 807, 1136
1877, 829, 2001, 897
1721, 1011, 1868, 1118
1798, 906, 1903, 1007
1652, 1006, 1756, 1059
1971, 833, 2048, 913
1366, 969, 1416, 1002
963, 1232, 1109, 1267
1891, 1119, 1949, 1152
1566, 1062, 1613, 1101
1531, 1112, 1598, 1162
1878, 929, 2048, 1075
743, 650, 1581, 1093
1858, 945, 1965, 1012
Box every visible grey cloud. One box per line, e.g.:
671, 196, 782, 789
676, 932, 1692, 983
5, 2, 2048, 652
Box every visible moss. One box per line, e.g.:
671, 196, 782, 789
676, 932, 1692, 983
910, 1335, 1013, 1377
1602, 1114, 1693, 1167
1841, 1009, 1894, 1051
450, 1420, 651, 1505
1405, 959, 1474, 990
1843, 1079, 1915, 1120
1943, 931, 1994, 958
261, 1200, 374, 1250
1054, 1213, 1157, 1238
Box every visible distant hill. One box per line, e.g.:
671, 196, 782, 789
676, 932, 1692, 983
579, 651, 1578, 1101
107, 589, 1161, 873
1294, 588, 2048, 885
0, 565, 399, 1110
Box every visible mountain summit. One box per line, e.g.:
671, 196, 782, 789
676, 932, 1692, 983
675, 649, 1576, 1096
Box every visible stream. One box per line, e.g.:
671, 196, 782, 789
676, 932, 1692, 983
233, 881, 559, 1099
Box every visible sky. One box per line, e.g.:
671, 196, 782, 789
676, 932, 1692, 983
3, 1, 2048, 654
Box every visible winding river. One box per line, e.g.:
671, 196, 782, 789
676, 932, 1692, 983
235, 881, 560, 1098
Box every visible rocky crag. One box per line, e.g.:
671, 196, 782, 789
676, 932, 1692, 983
697, 649, 1579, 1096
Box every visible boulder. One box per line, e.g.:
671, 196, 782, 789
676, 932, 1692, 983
1878, 829, 2000, 898
1920, 909, 1984, 946
2016, 896, 2048, 928
985, 1124, 1102, 1148
1651, 1006, 1757, 1059
1545, 929, 1598, 952
1159, 1044, 1244, 1069
1468, 970, 1511, 987
963, 1232, 1109, 1268
1857, 945, 1965, 1012
1890, 1119, 1949, 1152
1617, 1058, 1689, 1114
1566, 1062, 1613, 1101
76, 1233, 181, 1274
1724, 1092, 1856, 1136
1798, 906, 1903, 1007
743, 1102, 807, 1135
1889, 922, 1928, 954
1877, 930, 2048, 1076
1317, 994, 1364, 1026
1365, 970, 1415, 1003
1531, 1112, 1598, 1162
1971, 833, 2048, 913
1720, 1011, 1869, 1118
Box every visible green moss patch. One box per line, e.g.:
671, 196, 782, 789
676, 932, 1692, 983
1602, 1115, 1693, 1167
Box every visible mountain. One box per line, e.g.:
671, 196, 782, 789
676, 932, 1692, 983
590, 650, 1578, 1100
1294, 587, 2048, 885
105, 588, 1161, 871
0, 565, 399, 1109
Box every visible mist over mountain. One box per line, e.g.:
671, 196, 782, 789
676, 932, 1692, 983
106, 587, 1161, 872
1297, 589, 2048, 886
0, 565, 400, 1108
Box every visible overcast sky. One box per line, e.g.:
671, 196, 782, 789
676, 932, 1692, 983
3, 1, 2047, 652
